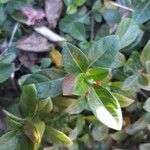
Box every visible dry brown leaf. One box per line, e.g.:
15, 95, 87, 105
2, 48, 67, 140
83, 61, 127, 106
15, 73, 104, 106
49, 48, 64, 67
16, 33, 54, 52
45, 0, 63, 28
17, 51, 40, 68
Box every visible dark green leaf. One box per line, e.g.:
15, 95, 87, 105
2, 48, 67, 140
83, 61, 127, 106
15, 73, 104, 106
20, 84, 37, 117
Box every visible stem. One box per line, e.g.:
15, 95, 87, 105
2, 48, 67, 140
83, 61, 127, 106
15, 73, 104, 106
0, 23, 20, 56
109, 1, 134, 12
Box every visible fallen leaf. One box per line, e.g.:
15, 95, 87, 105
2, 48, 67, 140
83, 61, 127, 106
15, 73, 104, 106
17, 51, 40, 68
45, 0, 63, 28
16, 33, 54, 52
34, 26, 66, 42
49, 48, 64, 67
21, 6, 45, 26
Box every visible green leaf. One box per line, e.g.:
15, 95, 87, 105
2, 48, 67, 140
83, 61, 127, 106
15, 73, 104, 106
112, 92, 134, 108
0, 53, 16, 64
0, 5, 6, 25
23, 68, 65, 98
0, 131, 20, 150
69, 117, 85, 140
67, 4, 77, 14
102, 8, 121, 24
92, 124, 108, 141
66, 96, 87, 114
0, 63, 14, 83
139, 143, 150, 150
46, 126, 73, 146
38, 97, 53, 113
34, 121, 46, 149
0, 0, 9, 3
122, 75, 138, 90
146, 61, 150, 74
116, 18, 143, 49
59, 13, 89, 40
69, 23, 86, 41
3, 109, 25, 122
62, 43, 89, 74
88, 35, 120, 68
141, 40, 150, 65
132, 1, 150, 24
87, 86, 122, 130
110, 52, 125, 69
20, 84, 37, 117
143, 98, 150, 112
85, 67, 111, 82
63, 73, 89, 96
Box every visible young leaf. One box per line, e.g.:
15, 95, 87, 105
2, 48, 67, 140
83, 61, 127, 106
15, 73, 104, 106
88, 35, 120, 68
20, 84, 37, 117
62, 42, 89, 74
46, 126, 73, 146
132, 1, 150, 24
111, 92, 134, 108
87, 86, 122, 130
85, 67, 111, 82
116, 18, 143, 49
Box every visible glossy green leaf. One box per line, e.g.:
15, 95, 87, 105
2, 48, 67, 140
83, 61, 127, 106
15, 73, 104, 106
112, 92, 134, 108
116, 18, 143, 49
87, 86, 122, 130
141, 40, 150, 65
88, 35, 120, 68
132, 1, 150, 24
62, 43, 89, 74
85, 67, 111, 82
143, 98, 150, 112
46, 126, 73, 146
20, 84, 37, 117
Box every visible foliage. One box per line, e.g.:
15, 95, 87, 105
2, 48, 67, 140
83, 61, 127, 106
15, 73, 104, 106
0, 0, 150, 150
